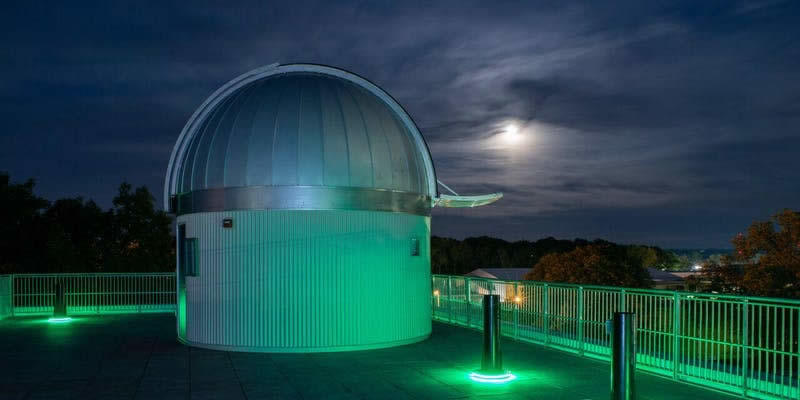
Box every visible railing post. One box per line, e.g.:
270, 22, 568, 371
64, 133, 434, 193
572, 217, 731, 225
465, 278, 471, 328
620, 288, 627, 312
447, 275, 453, 324
96, 275, 100, 314
10, 274, 15, 317
137, 276, 142, 313
514, 282, 519, 340
672, 292, 680, 380
543, 283, 550, 345
431, 277, 435, 317
578, 286, 584, 355
741, 299, 749, 396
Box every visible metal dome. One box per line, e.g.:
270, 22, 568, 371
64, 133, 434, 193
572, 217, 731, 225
164, 64, 438, 215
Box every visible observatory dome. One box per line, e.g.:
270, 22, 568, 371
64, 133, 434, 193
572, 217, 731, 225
165, 64, 501, 353
165, 64, 437, 215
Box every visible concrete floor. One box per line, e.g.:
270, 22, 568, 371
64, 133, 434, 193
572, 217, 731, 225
0, 314, 739, 400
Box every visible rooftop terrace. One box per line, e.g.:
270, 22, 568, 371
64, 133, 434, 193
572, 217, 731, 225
1, 314, 737, 400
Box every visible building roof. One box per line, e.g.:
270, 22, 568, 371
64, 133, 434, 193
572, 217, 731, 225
647, 267, 688, 283
671, 271, 704, 279
164, 64, 437, 211
466, 268, 531, 281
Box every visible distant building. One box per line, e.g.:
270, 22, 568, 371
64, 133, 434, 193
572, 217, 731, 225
466, 267, 702, 291
466, 268, 531, 281
647, 268, 687, 290
464, 268, 530, 300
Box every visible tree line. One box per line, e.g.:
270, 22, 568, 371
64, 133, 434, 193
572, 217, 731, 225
433, 210, 800, 298
432, 235, 673, 288
0, 173, 173, 274
4, 173, 797, 298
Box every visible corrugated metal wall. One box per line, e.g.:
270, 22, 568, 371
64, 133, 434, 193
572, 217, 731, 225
177, 209, 431, 352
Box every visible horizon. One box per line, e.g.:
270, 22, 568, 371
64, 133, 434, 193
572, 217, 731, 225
2, 173, 738, 252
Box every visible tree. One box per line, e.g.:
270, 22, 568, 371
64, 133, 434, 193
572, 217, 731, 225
691, 209, 800, 298
0, 173, 49, 273
42, 197, 107, 273
1, 175, 175, 274
729, 209, 800, 298
430, 235, 582, 275
695, 260, 743, 294
625, 245, 659, 269
105, 183, 174, 272
525, 243, 653, 288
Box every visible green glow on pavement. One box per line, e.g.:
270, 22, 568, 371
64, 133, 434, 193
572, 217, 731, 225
469, 371, 517, 384
47, 317, 72, 324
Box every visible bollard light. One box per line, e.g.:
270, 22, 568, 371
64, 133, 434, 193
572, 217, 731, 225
470, 294, 516, 384
50, 282, 70, 323
611, 312, 635, 400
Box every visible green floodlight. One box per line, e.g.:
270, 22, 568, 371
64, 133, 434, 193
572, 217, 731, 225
469, 371, 517, 384
470, 294, 516, 384
47, 317, 72, 324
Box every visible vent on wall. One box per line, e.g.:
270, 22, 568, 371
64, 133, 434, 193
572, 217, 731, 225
411, 237, 420, 256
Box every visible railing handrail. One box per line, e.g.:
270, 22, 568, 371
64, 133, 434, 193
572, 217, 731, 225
433, 273, 800, 306
8, 272, 174, 278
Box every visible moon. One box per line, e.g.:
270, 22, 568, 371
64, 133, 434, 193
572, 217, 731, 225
499, 123, 523, 144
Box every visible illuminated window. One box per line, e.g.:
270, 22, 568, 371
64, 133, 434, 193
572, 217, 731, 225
185, 238, 199, 276
179, 225, 199, 277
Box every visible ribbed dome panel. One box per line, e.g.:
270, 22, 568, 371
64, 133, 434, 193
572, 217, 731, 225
175, 73, 430, 196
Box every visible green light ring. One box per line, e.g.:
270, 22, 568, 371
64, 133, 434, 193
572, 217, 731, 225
47, 317, 72, 323
469, 371, 517, 384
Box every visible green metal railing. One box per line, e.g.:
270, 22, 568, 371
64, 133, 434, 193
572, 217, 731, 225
432, 274, 800, 400
8, 273, 176, 316
0, 275, 11, 319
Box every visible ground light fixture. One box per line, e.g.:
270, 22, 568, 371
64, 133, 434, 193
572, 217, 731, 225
470, 294, 517, 384
51, 282, 69, 323
468, 371, 517, 384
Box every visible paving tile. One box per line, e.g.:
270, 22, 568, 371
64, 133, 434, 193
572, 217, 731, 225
241, 381, 303, 400
191, 380, 246, 400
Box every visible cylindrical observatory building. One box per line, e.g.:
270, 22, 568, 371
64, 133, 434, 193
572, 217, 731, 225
164, 63, 500, 352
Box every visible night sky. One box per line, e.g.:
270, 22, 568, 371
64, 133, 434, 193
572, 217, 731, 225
2, 1, 799, 248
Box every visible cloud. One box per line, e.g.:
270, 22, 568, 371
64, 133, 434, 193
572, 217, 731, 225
1, 0, 799, 247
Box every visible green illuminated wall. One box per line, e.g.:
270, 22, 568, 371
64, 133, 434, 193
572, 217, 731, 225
176, 209, 431, 352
